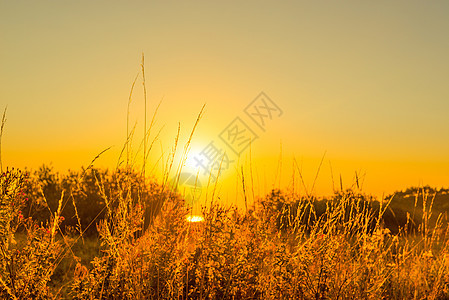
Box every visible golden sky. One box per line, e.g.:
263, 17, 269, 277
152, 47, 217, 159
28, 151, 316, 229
1, 1, 449, 205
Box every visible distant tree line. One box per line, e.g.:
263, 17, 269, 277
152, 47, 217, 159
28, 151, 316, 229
20, 165, 180, 236
19, 165, 449, 236
258, 187, 449, 235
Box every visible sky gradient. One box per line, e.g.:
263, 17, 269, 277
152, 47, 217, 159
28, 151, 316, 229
1, 1, 449, 204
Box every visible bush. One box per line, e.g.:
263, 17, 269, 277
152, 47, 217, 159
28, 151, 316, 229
1, 168, 63, 299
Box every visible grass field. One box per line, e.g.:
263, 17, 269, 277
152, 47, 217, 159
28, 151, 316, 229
1, 165, 449, 299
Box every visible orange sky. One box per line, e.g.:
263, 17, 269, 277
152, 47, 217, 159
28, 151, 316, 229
1, 1, 449, 207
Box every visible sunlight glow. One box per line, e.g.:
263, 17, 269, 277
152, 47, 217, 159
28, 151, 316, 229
186, 215, 204, 223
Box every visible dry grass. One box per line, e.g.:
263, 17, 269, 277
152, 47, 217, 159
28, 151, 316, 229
2, 164, 449, 299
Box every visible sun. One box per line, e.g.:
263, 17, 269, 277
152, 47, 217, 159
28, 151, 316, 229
182, 144, 206, 173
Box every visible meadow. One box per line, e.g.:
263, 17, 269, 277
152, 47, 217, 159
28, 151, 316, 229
1, 163, 449, 299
